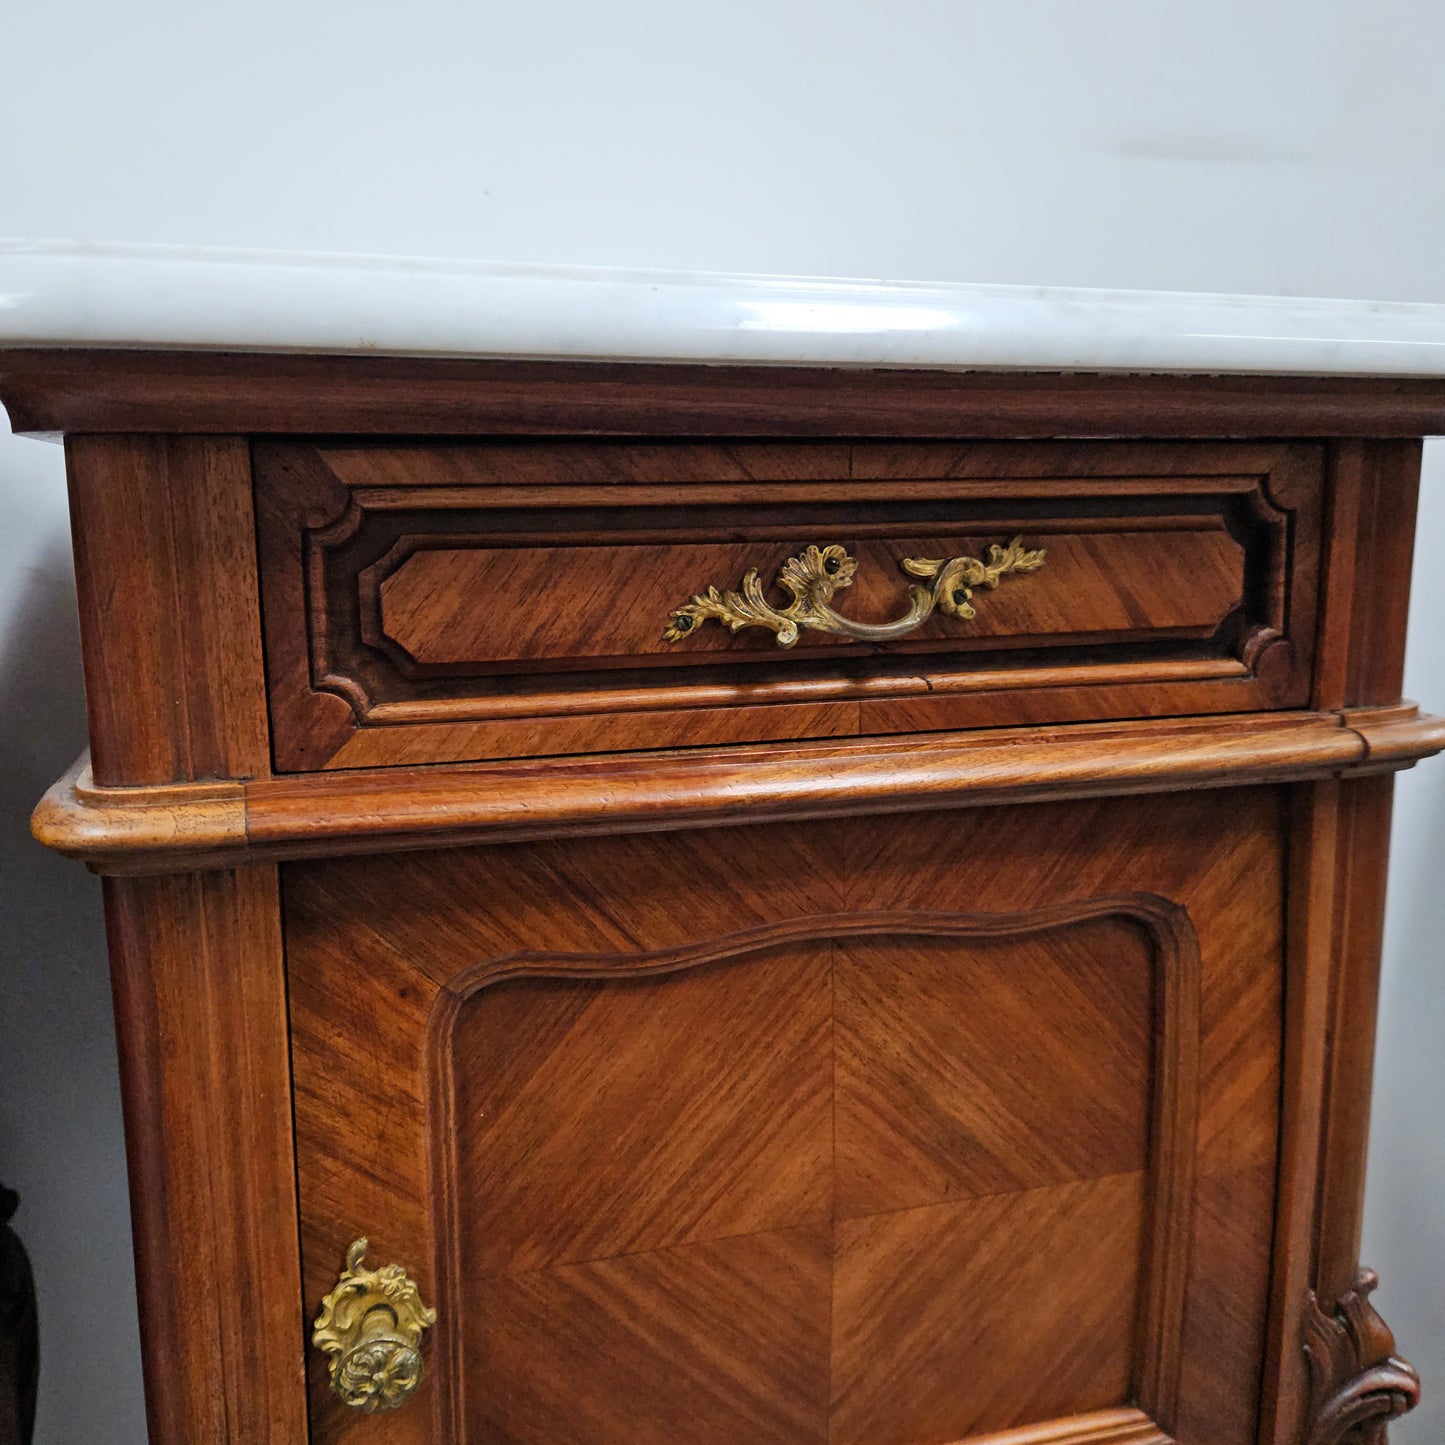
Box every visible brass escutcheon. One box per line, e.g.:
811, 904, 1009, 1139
312, 1238, 437, 1413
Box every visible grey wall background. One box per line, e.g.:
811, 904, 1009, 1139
1, 2, 1443, 1441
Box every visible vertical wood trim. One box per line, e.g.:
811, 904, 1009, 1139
1261, 782, 1342, 1444
1312, 776, 1396, 1305
1345, 441, 1421, 708
1312, 441, 1422, 710
65, 435, 271, 785
1260, 776, 1398, 1445
104, 866, 306, 1445
1135, 901, 1202, 1435
424, 986, 466, 1443
1310, 453, 1364, 710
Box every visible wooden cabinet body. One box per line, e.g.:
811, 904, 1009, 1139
7, 352, 1444, 1445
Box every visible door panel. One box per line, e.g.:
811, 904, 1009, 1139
287, 789, 1284, 1445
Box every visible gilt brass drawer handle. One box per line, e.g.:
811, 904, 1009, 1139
663, 537, 1046, 649
312, 1238, 437, 1414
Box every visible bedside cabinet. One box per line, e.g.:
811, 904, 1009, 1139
5, 262, 1444, 1445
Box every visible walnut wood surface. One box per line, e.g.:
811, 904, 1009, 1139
376, 529, 1240, 663
286, 788, 1276, 1444
254, 439, 1319, 769
436, 902, 1195, 1435
103, 866, 305, 1444
1299, 1268, 1421, 1445
962, 1411, 1171, 1445
1312, 441, 1422, 710
7, 348, 1445, 436
65, 435, 271, 786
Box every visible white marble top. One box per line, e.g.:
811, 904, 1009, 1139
5, 240, 1445, 377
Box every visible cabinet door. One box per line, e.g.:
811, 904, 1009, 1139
288, 789, 1284, 1445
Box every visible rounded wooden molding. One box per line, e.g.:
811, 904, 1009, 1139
30, 705, 1445, 876
10, 351, 1445, 438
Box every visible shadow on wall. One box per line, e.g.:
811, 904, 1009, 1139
0, 534, 147, 1443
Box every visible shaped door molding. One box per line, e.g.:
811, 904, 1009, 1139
424, 895, 1202, 1444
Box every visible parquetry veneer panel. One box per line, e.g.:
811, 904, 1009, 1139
833, 928, 1151, 1214
472, 1225, 834, 1444
453, 945, 834, 1277
830, 1174, 1146, 1444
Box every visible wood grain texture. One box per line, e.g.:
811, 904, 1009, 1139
9, 348, 1445, 436
103, 866, 305, 1445
1260, 783, 1352, 1445
832, 927, 1152, 1215
374, 528, 1241, 664
1311, 778, 1397, 1310
1311, 441, 1422, 711
451, 942, 835, 1277
254, 439, 1318, 769
831, 1174, 1145, 1445
842, 787, 1287, 1445
427, 902, 1197, 1441
470, 1224, 833, 1444
285, 788, 1276, 1444
32, 706, 1445, 874
1258, 777, 1418, 1445
64, 435, 271, 785
960, 1410, 1172, 1445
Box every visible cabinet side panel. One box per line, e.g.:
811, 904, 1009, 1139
65, 435, 271, 785
104, 867, 306, 1445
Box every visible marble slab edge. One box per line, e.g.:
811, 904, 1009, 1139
5, 241, 1445, 377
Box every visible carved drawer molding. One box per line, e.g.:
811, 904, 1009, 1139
252, 439, 1323, 771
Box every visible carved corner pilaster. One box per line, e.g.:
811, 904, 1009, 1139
1302, 1269, 1421, 1445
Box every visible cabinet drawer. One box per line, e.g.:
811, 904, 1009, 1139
256, 440, 1322, 770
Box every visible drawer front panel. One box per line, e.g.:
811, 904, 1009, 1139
255, 440, 1322, 770
376, 527, 1241, 668
287, 788, 1285, 1444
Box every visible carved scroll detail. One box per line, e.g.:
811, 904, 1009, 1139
1302, 1269, 1421, 1445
